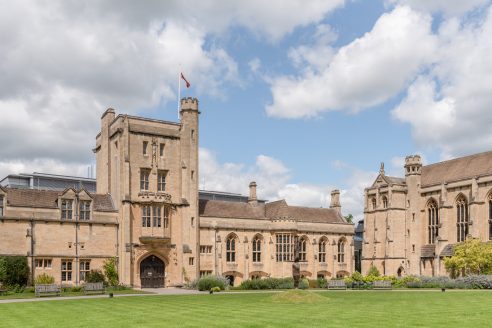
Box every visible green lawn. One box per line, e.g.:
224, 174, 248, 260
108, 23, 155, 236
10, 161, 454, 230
1, 290, 491, 327
0, 288, 151, 300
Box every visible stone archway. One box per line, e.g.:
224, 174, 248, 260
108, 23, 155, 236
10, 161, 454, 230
140, 255, 165, 288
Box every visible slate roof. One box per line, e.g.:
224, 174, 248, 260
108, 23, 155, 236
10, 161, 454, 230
440, 244, 455, 257
200, 198, 347, 224
421, 151, 492, 187
5, 188, 116, 212
420, 244, 436, 258
385, 176, 405, 184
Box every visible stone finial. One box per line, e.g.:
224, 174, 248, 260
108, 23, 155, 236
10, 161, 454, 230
379, 162, 385, 175
248, 181, 258, 205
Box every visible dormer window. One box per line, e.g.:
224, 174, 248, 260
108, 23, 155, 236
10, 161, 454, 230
382, 196, 388, 209
0, 195, 3, 217
79, 201, 91, 220
371, 198, 376, 210
61, 200, 73, 220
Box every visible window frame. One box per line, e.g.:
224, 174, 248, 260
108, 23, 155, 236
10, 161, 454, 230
140, 169, 150, 191
252, 236, 261, 263
143, 141, 148, 155
318, 238, 327, 263
275, 233, 294, 262
79, 260, 90, 282
157, 170, 167, 192
153, 206, 162, 228
79, 200, 91, 221
61, 260, 73, 282
427, 200, 439, 244
298, 237, 307, 262
226, 235, 237, 263
456, 196, 469, 242
0, 195, 3, 217
337, 239, 345, 263
142, 205, 151, 228
61, 199, 73, 220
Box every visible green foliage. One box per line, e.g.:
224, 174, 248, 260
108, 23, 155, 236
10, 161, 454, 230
299, 278, 309, 289
35, 273, 55, 285
210, 286, 221, 293
344, 214, 354, 223
85, 270, 106, 284
351, 271, 364, 282
444, 239, 492, 277
316, 277, 327, 288
103, 257, 119, 286
70, 286, 83, 292
196, 275, 227, 291
366, 264, 381, 277
0, 256, 29, 287
239, 277, 295, 290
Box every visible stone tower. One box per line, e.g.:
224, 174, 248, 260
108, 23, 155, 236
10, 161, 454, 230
404, 155, 422, 275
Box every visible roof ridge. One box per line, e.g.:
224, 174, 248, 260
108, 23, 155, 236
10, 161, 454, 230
423, 150, 492, 168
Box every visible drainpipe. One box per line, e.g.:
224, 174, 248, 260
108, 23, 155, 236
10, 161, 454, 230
30, 218, 35, 285
75, 195, 79, 286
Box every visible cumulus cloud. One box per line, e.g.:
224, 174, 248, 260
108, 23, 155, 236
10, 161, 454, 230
392, 5, 492, 158
0, 1, 345, 178
386, 0, 490, 16
199, 148, 373, 220
267, 6, 437, 118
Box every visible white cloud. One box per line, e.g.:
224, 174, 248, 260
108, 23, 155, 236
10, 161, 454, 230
199, 148, 374, 220
392, 5, 492, 158
0, 1, 345, 176
387, 0, 490, 16
267, 6, 437, 118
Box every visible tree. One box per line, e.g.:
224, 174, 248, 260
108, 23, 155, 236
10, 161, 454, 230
103, 257, 119, 286
444, 239, 492, 277
366, 264, 381, 277
344, 214, 354, 224
0, 256, 29, 287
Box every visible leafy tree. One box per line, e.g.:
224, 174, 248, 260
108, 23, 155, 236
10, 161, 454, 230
103, 257, 119, 286
344, 214, 354, 224
444, 239, 492, 277
366, 264, 381, 277
0, 256, 29, 287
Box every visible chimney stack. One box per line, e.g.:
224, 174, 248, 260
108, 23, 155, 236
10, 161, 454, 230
248, 181, 258, 205
330, 189, 341, 214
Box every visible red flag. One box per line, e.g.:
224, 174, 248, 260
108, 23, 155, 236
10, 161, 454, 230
181, 72, 191, 88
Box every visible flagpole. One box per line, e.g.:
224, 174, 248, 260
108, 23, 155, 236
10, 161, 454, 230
178, 71, 181, 120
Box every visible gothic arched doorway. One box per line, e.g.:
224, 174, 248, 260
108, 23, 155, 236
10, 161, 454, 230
140, 255, 165, 288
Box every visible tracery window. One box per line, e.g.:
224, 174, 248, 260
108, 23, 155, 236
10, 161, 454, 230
371, 198, 376, 210
489, 195, 492, 241
427, 200, 439, 244
319, 238, 327, 263
337, 238, 345, 263
456, 195, 469, 242
0, 196, 3, 217
252, 235, 261, 263
298, 237, 307, 261
382, 196, 388, 209
226, 235, 237, 262
276, 234, 294, 262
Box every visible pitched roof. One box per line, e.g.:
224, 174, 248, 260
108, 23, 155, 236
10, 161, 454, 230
420, 244, 436, 258
199, 199, 266, 219
200, 198, 347, 224
440, 244, 455, 257
385, 176, 405, 184
5, 188, 116, 212
422, 151, 492, 187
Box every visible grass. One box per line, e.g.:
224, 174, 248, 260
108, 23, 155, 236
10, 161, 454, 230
0, 288, 151, 300
1, 290, 491, 327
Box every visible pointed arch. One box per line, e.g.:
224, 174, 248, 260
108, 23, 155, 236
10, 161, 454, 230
382, 196, 388, 209
298, 235, 308, 262
427, 198, 439, 244
318, 236, 327, 263
252, 234, 262, 263
456, 194, 469, 242
226, 233, 238, 263
337, 237, 346, 263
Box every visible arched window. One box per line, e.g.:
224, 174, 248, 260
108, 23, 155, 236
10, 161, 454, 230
382, 196, 388, 209
489, 194, 492, 241
298, 237, 307, 262
318, 238, 327, 263
337, 238, 345, 263
252, 235, 261, 263
427, 199, 439, 244
371, 198, 376, 210
226, 235, 237, 262
456, 195, 469, 242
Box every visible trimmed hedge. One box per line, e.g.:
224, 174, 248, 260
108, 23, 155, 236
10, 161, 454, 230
196, 275, 228, 291
239, 277, 309, 290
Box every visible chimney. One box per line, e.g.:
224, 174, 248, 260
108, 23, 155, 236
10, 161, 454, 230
330, 189, 341, 214
248, 181, 258, 205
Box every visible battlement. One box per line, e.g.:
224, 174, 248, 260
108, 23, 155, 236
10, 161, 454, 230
180, 97, 199, 111
404, 155, 422, 176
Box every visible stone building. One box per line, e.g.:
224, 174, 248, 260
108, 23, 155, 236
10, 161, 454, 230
0, 98, 354, 287
362, 153, 492, 277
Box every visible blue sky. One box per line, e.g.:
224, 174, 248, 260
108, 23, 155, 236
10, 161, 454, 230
1, 0, 492, 219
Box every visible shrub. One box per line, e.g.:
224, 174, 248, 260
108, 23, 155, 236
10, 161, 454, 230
366, 265, 381, 277
0, 256, 29, 288
196, 275, 227, 291
351, 271, 364, 282
456, 275, 492, 289
35, 273, 55, 285
239, 277, 295, 290
317, 278, 327, 288
103, 257, 119, 287
85, 270, 106, 284
299, 278, 309, 290
210, 286, 221, 293
24, 286, 35, 293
